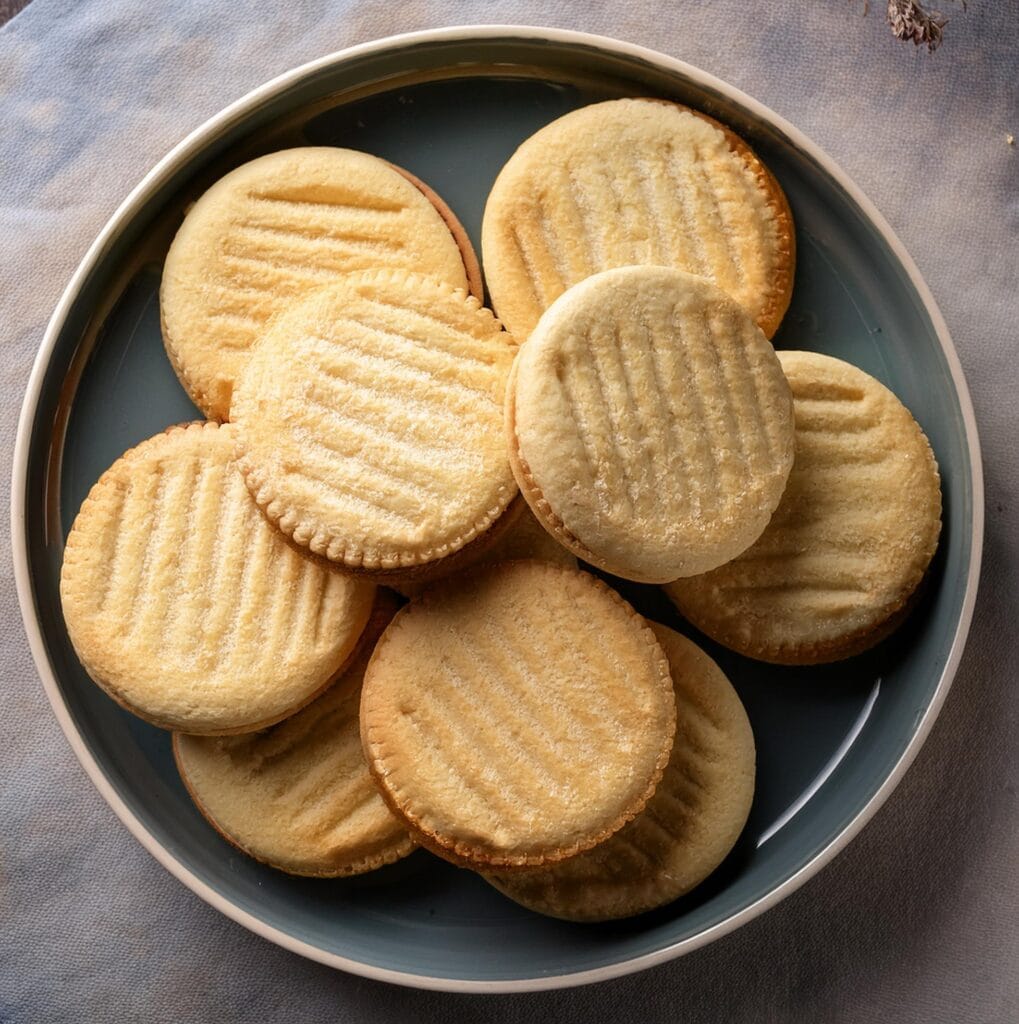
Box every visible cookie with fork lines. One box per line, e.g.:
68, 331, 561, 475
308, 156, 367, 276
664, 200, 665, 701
160, 147, 477, 420
59, 422, 375, 734
507, 266, 795, 583
484, 622, 755, 920
230, 269, 518, 574
665, 351, 942, 664
481, 97, 794, 342
360, 561, 677, 870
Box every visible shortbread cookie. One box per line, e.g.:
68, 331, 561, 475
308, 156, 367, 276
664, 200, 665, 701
666, 351, 942, 664
161, 147, 476, 420
59, 422, 375, 734
482, 97, 794, 342
231, 269, 518, 572
173, 593, 415, 877
391, 504, 576, 599
508, 267, 795, 583
361, 561, 676, 869
485, 622, 755, 920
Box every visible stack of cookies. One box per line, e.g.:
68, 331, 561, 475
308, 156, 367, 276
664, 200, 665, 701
59, 99, 941, 921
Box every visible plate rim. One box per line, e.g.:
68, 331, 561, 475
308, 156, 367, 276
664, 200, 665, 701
10, 23, 985, 993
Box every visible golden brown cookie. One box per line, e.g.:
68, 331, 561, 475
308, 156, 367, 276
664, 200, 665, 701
666, 351, 942, 664
173, 593, 414, 877
507, 267, 795, 583
230, 269, 518, 572
160, 147, 477, 420
485, 622, 755, 920
360, 561, 676, 869
482, 98, 794, 342
59, 422, 375, 734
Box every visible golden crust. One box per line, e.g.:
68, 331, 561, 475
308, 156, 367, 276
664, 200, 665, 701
360, 561, 677, 869
665, 351, 942, 664
230, 268, 518, 571
484, 622, 755, 920
160, 147, 474, 421
507, 267, 795, 583
59, 421, 375, 734
481, 97, 795, 342
173, 592, 415, 877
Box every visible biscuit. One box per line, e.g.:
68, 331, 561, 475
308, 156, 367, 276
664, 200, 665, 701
59, 422, 375, 734
360, 561, 676, 869
230, 269, 518, 572
482, 97, 794, 342
485, 622, 755, 920
666, 351, 942, 664
160, 147, 477, 420
173, 592, 415, 877
507, 267, 795, 583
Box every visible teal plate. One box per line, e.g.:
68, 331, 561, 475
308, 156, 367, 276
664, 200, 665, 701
11, 27, 982, 992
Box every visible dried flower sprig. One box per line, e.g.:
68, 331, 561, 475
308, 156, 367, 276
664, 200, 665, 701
886, 0, 949, 51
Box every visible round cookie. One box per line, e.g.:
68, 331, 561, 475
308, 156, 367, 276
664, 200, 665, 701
231, 269, 518, 572
360, 561, 677, 869
666, 351, 942, 664
482, 97, 795, 342
507, 266, 795, 583
173, 594, 415, 877
160, 147, 477, 420
484, 622, 755, 921
59, 422, 375, 734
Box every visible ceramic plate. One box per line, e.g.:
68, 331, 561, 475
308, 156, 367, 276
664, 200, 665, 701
11, 26, 982, 992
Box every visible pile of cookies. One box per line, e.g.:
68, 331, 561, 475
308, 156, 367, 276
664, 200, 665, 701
59, 98, 941, 922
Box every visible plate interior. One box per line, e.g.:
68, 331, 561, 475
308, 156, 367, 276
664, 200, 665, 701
24, 38, 973, 984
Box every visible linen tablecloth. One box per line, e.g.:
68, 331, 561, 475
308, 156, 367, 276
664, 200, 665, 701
1, 1, 1016, 1020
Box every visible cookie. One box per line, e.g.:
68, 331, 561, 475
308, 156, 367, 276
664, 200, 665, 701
59, 422, 375, 734
507, 266, 795, 583
485, 622, 755, 920
666, 351, 942, 664
482, 97, 794, 342
360, 561, 676, 869
160, 147, 477, 420
231, 269, 518, 572
173, 592, 415, 877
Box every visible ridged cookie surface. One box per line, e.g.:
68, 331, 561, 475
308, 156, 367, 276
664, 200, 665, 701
666, 351, 942, 664
508, 267, 795, 582
174, 595, 414, 877
231, 269, 518, 571
59, 422, 375, 734
482, 98, 794, 342
361, 561, 676, 869
485, 622, 755, 920
160, 147, 473, 420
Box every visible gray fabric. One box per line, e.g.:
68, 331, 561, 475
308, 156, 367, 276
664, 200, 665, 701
1, 1, 1016, 1020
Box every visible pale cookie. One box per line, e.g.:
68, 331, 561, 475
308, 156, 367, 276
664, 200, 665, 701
160, 147, 476, 420
482, 97, 795, 342
391, 504, 576, 599
507, 267, 795, 583
231, 269, 518, 572
666, 351, 942, 664
59, 422, 375, 734
360, 561, 676, 869
173, 593, 415, 877
485, 622, 755, 921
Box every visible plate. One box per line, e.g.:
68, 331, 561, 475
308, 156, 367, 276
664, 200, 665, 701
11, 26, 982, 992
